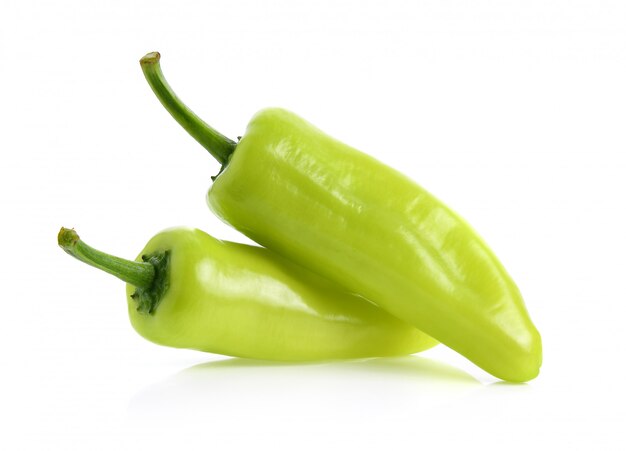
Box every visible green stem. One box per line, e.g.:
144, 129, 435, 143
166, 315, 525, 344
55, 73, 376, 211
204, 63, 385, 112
140, 51, 237, 166
58, 227, 154, 289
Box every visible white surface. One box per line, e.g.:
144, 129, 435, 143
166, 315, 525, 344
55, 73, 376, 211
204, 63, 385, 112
1, 1, 625, 449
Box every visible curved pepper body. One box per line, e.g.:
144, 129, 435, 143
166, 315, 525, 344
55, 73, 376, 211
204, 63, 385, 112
127, 227, 436, 360
208, 108, 542, 381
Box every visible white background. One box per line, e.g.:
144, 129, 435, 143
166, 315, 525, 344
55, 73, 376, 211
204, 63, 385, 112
1, 1, 625, 449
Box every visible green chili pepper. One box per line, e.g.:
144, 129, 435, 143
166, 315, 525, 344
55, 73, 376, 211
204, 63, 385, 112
140, 52, 542, 382
58, 227, 436, 360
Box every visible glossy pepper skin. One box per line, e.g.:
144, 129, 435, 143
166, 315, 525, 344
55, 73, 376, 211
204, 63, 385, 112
58, 227, 436, 360
140, 52, 542, 382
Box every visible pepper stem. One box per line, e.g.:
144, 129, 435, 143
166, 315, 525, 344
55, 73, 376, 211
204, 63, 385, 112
140, 51, 237, 166
58, 227, 154, 289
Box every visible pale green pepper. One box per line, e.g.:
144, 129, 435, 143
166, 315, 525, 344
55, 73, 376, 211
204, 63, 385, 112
58, 227, 436, 360
140, 51, 542, 381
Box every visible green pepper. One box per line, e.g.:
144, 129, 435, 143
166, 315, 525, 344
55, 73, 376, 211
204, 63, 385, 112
140, 52, 542, 382
58, 227, 436, 360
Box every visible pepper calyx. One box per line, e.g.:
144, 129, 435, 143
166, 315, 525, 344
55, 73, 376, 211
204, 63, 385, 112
131, 250, 170, 315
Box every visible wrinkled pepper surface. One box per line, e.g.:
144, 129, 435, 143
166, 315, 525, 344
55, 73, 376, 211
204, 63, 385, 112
58, 227, 436, 359
141, 52, 542, 382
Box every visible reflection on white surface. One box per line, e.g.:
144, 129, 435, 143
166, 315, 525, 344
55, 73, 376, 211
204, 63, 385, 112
128, 355, 483, 424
